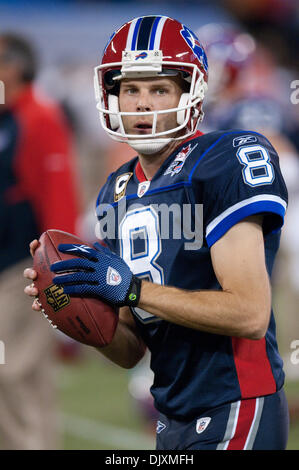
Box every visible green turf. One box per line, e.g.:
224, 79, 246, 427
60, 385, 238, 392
57, 348, 155, 449
57, 347, 299, 450
287, 421, 299, 450
59, 352, 135, 426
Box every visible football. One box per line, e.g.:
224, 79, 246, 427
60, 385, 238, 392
33, 229, 118, 347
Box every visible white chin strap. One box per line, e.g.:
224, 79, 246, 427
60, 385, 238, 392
128, 139, 172, 155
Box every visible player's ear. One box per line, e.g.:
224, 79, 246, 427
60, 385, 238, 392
177, 93, 189, 125
177, 76, 191, 125
108, 94, 119, 130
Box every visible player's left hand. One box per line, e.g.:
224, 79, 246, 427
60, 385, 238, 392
50, 242, 141, 307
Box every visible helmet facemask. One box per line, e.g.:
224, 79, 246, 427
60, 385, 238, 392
94, 49, 208, 154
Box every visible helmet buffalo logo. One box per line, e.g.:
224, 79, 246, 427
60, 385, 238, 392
135, 52, 148, 60
180, 25, 208, 72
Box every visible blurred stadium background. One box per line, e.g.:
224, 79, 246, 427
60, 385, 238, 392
0, 0, 298, 450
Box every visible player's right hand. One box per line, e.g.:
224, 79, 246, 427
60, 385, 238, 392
24, 239, 42, 311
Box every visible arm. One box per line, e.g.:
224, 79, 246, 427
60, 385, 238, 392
138, 215, 271, 340
51, 215, 271, 341
95, 306, 147, 369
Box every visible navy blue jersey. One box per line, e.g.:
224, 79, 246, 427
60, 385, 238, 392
96, 129, 288, 419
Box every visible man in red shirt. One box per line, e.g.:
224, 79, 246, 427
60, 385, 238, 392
0, 33, 80, 449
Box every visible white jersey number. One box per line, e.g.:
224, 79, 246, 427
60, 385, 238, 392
236, 144, 274, 187
119, 205, 164, 323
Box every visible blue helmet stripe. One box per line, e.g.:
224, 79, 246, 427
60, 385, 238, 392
131, 17, 143, 50
149, 16, 162, 50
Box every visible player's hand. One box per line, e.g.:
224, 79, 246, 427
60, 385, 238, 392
24, 239, 42, 311
51, 242, 141, 307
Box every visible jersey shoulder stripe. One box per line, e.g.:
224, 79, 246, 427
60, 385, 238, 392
206, 195, 287, 247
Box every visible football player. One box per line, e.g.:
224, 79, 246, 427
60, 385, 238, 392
25, 16, 289, 450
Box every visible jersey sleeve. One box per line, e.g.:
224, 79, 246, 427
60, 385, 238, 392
193, 131, 288, 248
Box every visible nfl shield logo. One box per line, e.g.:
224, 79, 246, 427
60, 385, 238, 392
106, 266, 122, 286
196, 417, 211, 434
137, 180, 151, 198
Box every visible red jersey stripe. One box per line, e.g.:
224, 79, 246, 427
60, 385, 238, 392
227, 398, 257, 450
231, 337, 277, 398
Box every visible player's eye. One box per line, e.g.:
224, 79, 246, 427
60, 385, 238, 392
155, 88, 167, 95
126, 87, 138, 95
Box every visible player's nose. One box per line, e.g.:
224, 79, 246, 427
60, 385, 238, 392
136, 90, 152, 112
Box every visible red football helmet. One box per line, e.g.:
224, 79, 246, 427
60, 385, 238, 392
94, 16, 208, 154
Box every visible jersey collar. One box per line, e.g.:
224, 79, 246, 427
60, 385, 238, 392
134, 130, 204, 183
135, 159, 148, 183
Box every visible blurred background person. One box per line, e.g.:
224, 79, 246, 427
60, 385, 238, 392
0, 32, 81, 449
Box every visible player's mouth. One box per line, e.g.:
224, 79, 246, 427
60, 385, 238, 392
133, 121, 153, 134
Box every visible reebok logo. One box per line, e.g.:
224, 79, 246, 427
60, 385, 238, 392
233, 135, 257, 147
156, 421, 166, 434
64, 244, 92, 254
